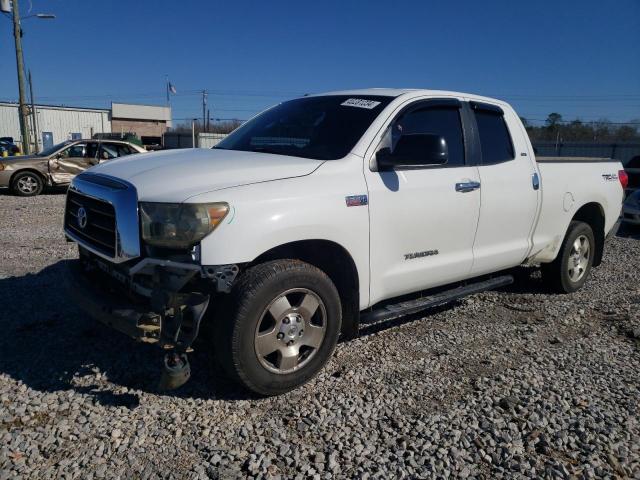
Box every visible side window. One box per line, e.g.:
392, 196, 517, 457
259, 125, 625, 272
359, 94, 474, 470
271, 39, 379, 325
63, 144, 86, 158
117, 144, 134, 156
99, 144, 119, 160
391, 106, 465, 167
473, 110, 514, 164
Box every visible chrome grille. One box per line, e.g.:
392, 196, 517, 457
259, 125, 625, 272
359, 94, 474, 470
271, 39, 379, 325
64, 173, 140, 263
64, 190, 117, 257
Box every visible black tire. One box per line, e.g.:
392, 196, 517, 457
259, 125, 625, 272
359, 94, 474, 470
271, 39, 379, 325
11, 171, 44, 196
542, 221, 595, 293
214, 259, 342, 396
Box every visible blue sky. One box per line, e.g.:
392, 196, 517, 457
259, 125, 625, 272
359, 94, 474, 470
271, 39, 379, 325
1, 0, 638, 126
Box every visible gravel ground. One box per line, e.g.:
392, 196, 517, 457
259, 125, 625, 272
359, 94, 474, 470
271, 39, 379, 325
1, 188, 639, 479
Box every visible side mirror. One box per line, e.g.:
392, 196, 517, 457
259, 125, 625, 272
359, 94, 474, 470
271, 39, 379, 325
377, 133, 448, 170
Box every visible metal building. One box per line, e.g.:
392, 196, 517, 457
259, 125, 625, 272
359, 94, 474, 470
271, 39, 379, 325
111, 103, 172, 140
0, 101, 173, 152
0, 101, 111, 151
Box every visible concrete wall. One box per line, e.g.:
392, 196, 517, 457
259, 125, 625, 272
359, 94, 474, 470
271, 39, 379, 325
198, 133, 227, 148
163, 132, 227, 149
111, 103, 171, 125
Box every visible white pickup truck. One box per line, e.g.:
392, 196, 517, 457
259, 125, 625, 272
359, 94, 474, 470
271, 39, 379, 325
63, 89, 626, 395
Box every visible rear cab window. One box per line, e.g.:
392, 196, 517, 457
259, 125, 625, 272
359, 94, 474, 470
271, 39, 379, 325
471, 102, 514, 164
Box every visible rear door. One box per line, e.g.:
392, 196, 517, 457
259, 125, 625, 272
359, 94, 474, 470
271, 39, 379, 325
366, 98, 481, 305
98, 143, 138, 162
468, 101, 540, 275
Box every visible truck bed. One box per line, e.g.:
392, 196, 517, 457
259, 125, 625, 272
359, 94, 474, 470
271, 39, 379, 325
527, 158, 624, 264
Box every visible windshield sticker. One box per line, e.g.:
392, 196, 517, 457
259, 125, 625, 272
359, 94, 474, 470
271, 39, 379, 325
341, 98, 381, 109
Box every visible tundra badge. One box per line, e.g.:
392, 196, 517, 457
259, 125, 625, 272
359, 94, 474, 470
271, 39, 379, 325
404, 250, 439, 260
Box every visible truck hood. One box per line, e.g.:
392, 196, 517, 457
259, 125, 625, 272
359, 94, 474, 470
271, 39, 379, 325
87, 148, 324, 202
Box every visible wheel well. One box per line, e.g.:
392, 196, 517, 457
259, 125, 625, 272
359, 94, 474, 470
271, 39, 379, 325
251, 240, 360, 339
572, 203, 605, 266
11, 168, 46, 186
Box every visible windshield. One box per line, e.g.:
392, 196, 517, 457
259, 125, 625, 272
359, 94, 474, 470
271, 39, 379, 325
214, 95, 392, 160
38, 141, 73, 157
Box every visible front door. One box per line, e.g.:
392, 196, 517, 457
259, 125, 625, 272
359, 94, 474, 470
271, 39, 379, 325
366, 100, 481, 305
49, 142, 98, 184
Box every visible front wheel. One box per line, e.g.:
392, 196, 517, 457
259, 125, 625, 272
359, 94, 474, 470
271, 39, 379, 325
542, 221, 595, 293
11, 171, 44, 196
214, 260, 342, 396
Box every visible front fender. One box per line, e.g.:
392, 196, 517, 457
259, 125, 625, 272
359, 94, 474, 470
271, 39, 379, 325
192, 157, 371, 307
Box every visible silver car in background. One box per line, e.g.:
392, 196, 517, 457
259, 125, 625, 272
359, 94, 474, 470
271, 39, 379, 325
0, 139, 146, 196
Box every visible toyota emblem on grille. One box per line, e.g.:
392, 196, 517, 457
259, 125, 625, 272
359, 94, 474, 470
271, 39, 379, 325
77, 207, 88, 229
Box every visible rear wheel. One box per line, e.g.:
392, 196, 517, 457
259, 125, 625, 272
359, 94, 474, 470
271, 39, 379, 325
542, 221, 595, 293
214, 260, 342, 396
11, 171, 44, 196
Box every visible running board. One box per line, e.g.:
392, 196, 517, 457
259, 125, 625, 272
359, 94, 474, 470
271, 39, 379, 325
360, 275, 514, 325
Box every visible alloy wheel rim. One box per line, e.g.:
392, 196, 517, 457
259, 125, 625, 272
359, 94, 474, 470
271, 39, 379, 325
567, 234, 590, 282
254, 288, 327, 374
18, 175, 38, 193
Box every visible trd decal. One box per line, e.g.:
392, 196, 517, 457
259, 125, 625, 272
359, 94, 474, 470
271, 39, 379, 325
602, 173, 618, 181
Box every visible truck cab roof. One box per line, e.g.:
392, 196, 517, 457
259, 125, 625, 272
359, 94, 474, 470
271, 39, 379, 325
312, 88, 510, 106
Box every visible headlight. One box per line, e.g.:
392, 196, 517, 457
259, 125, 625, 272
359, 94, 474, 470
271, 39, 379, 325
140, 202, 229, 249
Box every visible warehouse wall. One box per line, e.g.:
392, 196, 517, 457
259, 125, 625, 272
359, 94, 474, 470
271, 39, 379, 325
0, 103, 111, 151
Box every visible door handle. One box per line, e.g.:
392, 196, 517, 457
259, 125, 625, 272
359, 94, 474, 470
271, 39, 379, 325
455, 181, 481, 193
532, 172, 540, 190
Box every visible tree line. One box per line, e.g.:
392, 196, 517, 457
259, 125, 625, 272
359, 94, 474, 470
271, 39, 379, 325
523, 113, 640, 143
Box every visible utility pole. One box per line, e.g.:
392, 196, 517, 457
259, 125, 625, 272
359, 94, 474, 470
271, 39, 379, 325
11, 0, 31, 154
28, 70, 39, 152
202, 90, 207, 133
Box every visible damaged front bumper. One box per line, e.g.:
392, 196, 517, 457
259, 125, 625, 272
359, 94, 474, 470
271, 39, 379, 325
67, 252, 237, 352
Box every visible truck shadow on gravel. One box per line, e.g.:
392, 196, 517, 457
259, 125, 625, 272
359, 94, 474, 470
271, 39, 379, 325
0, 260, 253, 406
0, 259, 595, 405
